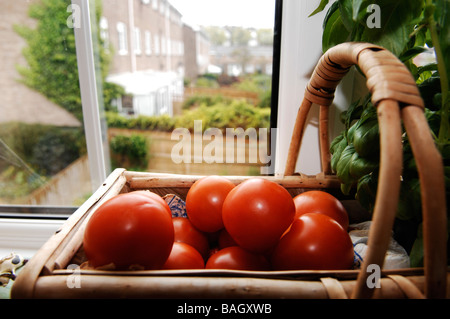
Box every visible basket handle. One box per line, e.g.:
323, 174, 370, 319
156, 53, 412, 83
285, 42, 447, 299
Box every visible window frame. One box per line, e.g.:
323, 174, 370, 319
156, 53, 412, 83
116, 21, 129, 55
134, 27, 142, 55
145, 30, 152, 55
1, 1, 349, 247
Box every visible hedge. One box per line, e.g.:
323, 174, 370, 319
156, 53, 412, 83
105, 100, 270, 133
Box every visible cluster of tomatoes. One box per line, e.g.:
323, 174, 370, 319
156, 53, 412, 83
82, 176, 354, 271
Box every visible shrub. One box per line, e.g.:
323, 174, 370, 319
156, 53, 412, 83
0, 123, 85, 176
106, 100, 270, 134
110, 134, 149, 171
31, 128, 85, 176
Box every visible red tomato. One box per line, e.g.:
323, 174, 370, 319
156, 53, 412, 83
186, 175, 235, 232
222, 178, 295, 253
293, 191, 349, 230
162, 242, 205, 270
205, 246, 270, 271
218, 228, 237, 249
130, 190, 172, 217
207, 247, 220, 260
172, 217, 210, 259
83, 192, 174, 270
271, 213, 354, 271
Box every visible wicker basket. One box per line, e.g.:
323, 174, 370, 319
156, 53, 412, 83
11, 42, 448, 299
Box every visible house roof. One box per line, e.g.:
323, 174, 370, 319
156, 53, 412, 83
0, 83, 82, 127
107, 70, 182, 96
0, 1, 81, 127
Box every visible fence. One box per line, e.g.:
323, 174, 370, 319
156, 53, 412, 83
184, 87, 260, 105
24, 127, 270, 206
24, 156, 92, 206
108, 129, 268, 176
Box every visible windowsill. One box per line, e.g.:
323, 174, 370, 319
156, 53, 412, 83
0, 205, 74, 258
0, 217, 65, 259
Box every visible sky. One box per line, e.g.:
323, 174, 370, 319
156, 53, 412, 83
168, 0, 276, 29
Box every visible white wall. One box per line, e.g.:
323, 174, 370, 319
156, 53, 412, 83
274, 0, 355, 176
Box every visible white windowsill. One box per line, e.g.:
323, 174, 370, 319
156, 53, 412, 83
0, 218, 64, 259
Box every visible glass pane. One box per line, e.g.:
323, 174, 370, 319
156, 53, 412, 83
0, 0, 104, 209
102, 0, 276, 176
0, 0, 277, 211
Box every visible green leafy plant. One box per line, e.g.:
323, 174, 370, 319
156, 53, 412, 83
106, 100, 270, 134
110, 134, 150, 171
311, 0, 449, 266
14, 0, 123, 120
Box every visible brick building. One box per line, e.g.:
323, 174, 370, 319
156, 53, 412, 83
183, 24, 210, 82
102, 0, 210, 117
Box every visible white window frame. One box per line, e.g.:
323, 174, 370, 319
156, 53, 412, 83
73, 0, 108, 189
274, 0, 353, 176
161, 35, 166, 55
154, 34, 160, 55
145, 30, 152, 55
116, 21, 128, 55
99, 16, 109, 51
2, 0, 358, 259
134, 27, 142, 55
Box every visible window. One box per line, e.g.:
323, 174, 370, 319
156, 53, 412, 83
134, 27, 142, 55
154, 34, 160, 55
117, 22, 128, 55
161, 35, 166, 55
145, 31, 152, 55
99, 17, 109, 51
2, 0, 302, 261
159, 0, 165, 14
167, 38, 172, 56
274, 0, 347, 175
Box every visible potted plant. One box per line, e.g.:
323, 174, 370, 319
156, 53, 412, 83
310, 0, 449, 267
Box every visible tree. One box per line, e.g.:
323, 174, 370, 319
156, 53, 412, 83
14, 0, 123, 121
203, 26, 228, 46
257, 29, 274, 46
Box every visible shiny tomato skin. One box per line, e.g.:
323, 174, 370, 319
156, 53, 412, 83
172, 217, 210, 259
271, 213, 354, 271
162, 242, 205, 270
83, 192, 174, 270
293, 191, 349, 230
186, 176, 235, 232
205, 246, 270, 271
222, 178, 295, 253
130, 190, 172, 217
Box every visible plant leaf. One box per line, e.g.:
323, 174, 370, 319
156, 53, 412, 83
399, 46, 430, 62
322, 2, 350, 52
352, 0, 364, 20
357, 0, 424, 57
338, 0, 355, 31
309, 0, 330, 17
434, 0, 450, 85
